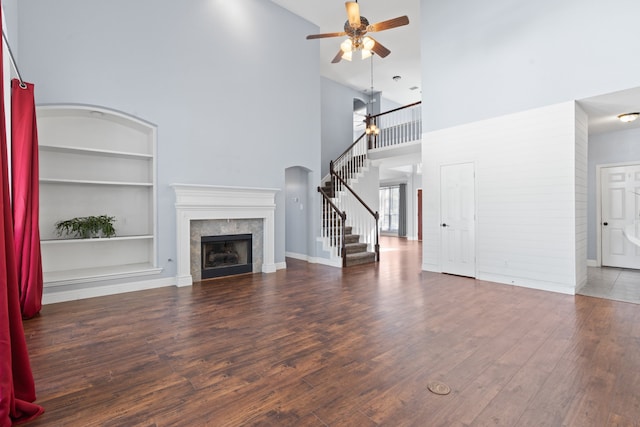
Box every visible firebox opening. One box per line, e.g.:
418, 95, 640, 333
201, 233, 253, 279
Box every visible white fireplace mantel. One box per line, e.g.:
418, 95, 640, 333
171, 184, 278, 287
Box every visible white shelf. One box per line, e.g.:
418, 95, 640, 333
37, 104, 158, 290
43, 263, 163, 287
40, 178, 153, 186
39, 144, 153, 159
41, 235, 154, 245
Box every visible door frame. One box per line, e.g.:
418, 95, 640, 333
439, 161, 477, 277
417, 188, 422, 241
595, 161, 640, 267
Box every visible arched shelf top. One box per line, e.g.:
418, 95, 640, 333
36, 103, 156, 134
36, 104, 157, 157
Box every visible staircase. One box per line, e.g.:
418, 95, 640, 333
317, 100, 422, 268
319, 179, 377, 267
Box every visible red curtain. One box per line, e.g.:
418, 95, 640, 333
11, 79, 42, 319
0, 2, 45, 424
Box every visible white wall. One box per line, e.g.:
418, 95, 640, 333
321, 77, 367, 177
587, 127, 640, 261
420, 0, 640, 294
574, 105, 588, 290
351, 163, 380, 218
380, 97, 401, 115
2, 0, 17, 47
423, 102, 586, 294
421, 0, 640, 132
17, 0, 322, 280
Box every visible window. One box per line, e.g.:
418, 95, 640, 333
379, 186, 400, 233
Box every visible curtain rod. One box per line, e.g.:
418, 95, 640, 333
1, 30, 26, 89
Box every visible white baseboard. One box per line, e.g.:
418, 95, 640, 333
587, 259, 599, 267
478, 272, 576, 295
176, 274, 193, 287
421, 263, 441, 273
262, 263, 277, 273
286, 252, 342, 268
285, 252, 309, 261
43, 276, 176, 305
42, 259, 288, 305
309, 257, 342, 268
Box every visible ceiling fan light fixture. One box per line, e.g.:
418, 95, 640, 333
618, 112, 640, 123
342, 50, 353, 61
305, 3, 409, 63
362, 36, 375, 50
340, 39, 353, 53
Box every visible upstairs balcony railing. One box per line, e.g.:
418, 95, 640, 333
366, 101, 422, 149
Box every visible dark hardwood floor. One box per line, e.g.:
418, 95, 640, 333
23, 237, 640, 426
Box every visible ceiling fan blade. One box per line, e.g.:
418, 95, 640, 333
331, 50, 344, 63
368, 15, 409, 32
306, 31, 347, 40
369, 37, 391, 58
345, 1, 361, 28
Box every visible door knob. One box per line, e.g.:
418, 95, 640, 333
603, 222, 608, 226
441, 223, 448, 227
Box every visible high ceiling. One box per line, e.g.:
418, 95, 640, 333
271, 1, 640, 134
271, 0, 421, 106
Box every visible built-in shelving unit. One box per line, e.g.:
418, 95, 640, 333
37, 105, 160, 287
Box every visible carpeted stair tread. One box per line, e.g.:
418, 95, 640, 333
345, 251, 376, 266
345, 242, 368, 254
323, 226, 353, 234
344, 234, 360, 244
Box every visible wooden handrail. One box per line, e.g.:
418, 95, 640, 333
329, 168, 380, 262
335, 132, 366, 165
317, 186, 346, 221
318, 186, 347, 266
370, 101, 421, 120
329, 170, 379, 221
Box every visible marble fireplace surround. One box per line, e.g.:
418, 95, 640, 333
171, 184, 278, 287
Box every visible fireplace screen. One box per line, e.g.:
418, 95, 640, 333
201, 234, 252, 279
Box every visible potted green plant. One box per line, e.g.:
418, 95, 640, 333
55, 215, 116, 239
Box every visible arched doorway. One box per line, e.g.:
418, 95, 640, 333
285, 166, 312, 259
353, 98, 367, 139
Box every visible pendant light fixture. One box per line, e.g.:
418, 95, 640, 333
365, 54, 379, 136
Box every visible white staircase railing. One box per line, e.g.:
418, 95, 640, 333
333, 133, 368, 183
368, 101, 422, 149
330, 168, 379, 263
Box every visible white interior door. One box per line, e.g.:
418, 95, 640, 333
441, 163, 475, 277
601, 164, 640, 269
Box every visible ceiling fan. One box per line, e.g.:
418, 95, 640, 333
306, 1, 409, 63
